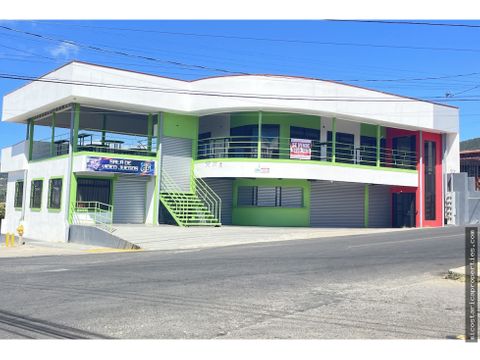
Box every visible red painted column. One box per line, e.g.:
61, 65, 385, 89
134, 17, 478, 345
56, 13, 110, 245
422, 131, 443, 227
387, 128, 443, 228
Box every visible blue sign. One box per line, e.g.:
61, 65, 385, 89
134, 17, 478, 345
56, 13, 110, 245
86, 157, 155, 176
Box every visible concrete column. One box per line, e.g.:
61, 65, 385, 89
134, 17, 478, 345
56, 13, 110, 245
257, 111, 262, 159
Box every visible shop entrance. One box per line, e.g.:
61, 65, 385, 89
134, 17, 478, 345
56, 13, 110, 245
392, 193, 416, 228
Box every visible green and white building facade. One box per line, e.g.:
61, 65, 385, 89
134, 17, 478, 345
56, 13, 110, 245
0, 61, 460, 242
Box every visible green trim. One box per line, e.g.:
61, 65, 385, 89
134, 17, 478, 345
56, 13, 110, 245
47, 176, 64, 211
257, 111, 262, 159
110, 176, 117, 207
101, 115, 107, 145
72, 103, 80, 152
332, 117, 336, 163
50, 112, 56, 157
376, 125, 381, 168
28, 119, 34, 161
68, 173, 77, 224
28, 154, 70, 163
194, 158, 418, 173
29, 177, 44, 210
364, 184, 369, 228
147, 113, 153, 151
74, 151, 156, 161
14, 180, 24, 209
232, 178, 310, 227
14, 208, 23, 211
152, 112, 162, 225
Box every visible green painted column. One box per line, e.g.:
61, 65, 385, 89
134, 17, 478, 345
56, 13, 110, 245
101, 115, 107, 145
257, 111, 262, 159
152, 112, 163, 225
364, 184, 369, 228
50, 112, 56, 157
331, 117, 336, 163
27, 119, 34, 161
72, 103, 80, 152
147, 113, 153, 151
376, 125, 381, 167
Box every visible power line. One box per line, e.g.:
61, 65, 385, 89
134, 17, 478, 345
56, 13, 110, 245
27, 20, 480, 54
3, 24, 480, 87
0, 24, 246, 75
325, 19, 480, 29
0, 72, 468, 104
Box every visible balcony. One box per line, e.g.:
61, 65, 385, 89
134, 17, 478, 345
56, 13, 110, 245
197, 136, 417, 170
30, 129, 157, 161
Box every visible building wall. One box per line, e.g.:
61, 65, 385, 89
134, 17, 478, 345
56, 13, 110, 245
232, 178, 310, 227
15, 157, 70, 241
1, 170, 26, 235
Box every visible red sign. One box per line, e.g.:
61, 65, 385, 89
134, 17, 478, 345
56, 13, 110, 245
290, 138, 312, 160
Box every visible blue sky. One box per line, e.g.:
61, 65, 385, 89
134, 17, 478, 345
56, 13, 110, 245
0, 20, 479, 150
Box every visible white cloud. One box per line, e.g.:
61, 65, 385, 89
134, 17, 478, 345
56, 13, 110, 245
49, 42, 79, 59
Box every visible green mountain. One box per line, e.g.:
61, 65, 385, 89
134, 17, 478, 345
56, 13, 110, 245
460, 137, 480, 151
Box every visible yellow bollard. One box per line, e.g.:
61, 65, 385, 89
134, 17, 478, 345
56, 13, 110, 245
5, 233, 10, 247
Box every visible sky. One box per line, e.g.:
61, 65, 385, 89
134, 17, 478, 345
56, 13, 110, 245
0, 19, 479, 150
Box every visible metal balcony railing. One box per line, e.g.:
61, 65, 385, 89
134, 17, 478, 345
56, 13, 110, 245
30, 129, 157, 161
71, 201, 114, 232
197, 136, 417, 170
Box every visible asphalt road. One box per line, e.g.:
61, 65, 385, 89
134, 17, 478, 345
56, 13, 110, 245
0, 226, 468, 339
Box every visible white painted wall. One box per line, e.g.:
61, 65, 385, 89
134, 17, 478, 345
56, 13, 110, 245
145, 177, 156, 225
2, 62, 459, 136
1, 170, 26, 236
194, 160, 418, 187
0, 141, 28, 173
23, 157, 69, 242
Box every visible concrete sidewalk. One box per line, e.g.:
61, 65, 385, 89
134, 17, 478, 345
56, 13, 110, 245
1, 226, 415, 257
111, 225, 415, 251
0, 234, 121, 258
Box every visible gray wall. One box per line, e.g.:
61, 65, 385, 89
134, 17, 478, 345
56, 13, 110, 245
161, 136, 193, 192
368, 185, 392, 228
310, 180, 365, 228
204, 178, 233, 225
448, 172, 480, 225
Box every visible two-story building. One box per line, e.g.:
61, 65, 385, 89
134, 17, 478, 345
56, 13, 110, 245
0, 61, 460, 242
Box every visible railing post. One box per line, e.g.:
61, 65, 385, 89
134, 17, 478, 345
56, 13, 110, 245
50, 112, 56, 157
332, 117, 336, 163
27, 118, 34, 161
257, 111, 262, 159
376, 124, 381, 167
72, 103, 80, 153
147, 113, 153, 152
101, 115, 107, 146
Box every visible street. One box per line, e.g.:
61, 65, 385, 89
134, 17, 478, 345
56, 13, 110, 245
0, 226, 467, 339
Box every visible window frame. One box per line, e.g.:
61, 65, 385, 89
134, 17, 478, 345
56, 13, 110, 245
47, 177, 63, 211
30, 178, 44, 210
14, 180, 24, 209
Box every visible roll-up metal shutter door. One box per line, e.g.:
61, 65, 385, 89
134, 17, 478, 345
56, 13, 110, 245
257, 187, 276, 207
310, 180, 365, 227
113, 176, 148, 224
368, 185, 392, 228
161, 136, 192, 192
204, 178, 233, 225
281, 187, 303, 208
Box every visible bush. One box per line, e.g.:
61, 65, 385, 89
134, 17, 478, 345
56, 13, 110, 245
0, 202, 5, 219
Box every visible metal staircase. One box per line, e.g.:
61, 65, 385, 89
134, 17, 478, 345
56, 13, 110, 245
159, 171, 222, 227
